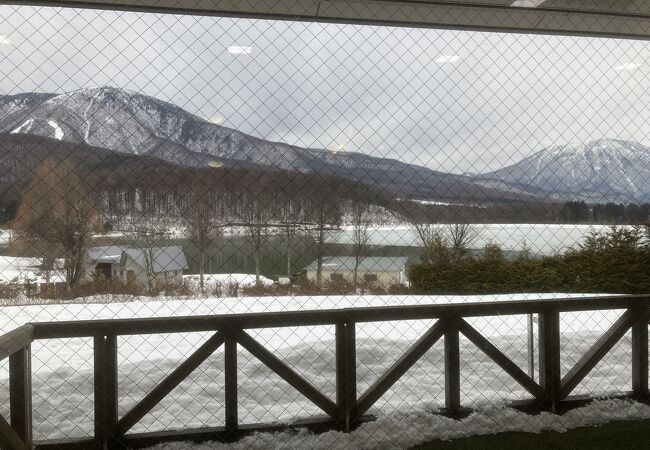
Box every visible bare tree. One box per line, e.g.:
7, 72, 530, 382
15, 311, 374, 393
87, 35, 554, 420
281, 195, 304, 278
408, 200, 481, 265
37, 240, 59, 289
307, 191, 342, 284
445, 223, 481, 261
412, 222, 449, 265
13, 159, 101, 291
183, 181, 224, 292
234, 188, 272, 286
122, 203, 172, 293
349, 200, 372, 286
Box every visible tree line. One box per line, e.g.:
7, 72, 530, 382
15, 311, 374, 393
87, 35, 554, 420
559, 201, 650, 224
10, 158, 393, 292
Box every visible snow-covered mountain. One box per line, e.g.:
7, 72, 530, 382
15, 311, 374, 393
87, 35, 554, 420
478, 138, 650, 203
0, 87, 530, 203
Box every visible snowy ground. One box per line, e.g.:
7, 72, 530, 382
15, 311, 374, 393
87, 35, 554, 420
140, 399, 650, 450
0, 255, 41, 283
0, 293, 640, 443
0, 229, 11, 246
183, 273, 274, 289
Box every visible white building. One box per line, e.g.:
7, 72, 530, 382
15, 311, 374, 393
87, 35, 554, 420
84, 246, 126, 282
83, 245, 188, 286
121, 246, 188, 286
303, 256, 410, 286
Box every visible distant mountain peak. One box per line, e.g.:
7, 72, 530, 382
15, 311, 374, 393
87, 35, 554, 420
0, 87, 529, 203
66, 85, 139, 97
478, 138, 650, 203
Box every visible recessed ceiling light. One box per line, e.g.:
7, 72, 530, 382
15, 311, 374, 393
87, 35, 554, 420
227, 46, 252, 55
207, 115, 224, 125
435, 55, 460, 64
511, 0, 547, 7
0, 35, 12, 45
615, 63, 642, 71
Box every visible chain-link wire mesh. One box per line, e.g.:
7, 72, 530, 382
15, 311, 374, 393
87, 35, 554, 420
0, 1, 649, 449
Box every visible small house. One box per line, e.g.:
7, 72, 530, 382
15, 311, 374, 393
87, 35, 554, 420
121, 246, 188, 286
303, 256, 410, 286
84, 245, 127, 282
83, 245, 188, 286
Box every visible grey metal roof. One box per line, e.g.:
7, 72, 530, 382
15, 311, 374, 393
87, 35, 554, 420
304, 256, 410, 273
121, 246, 188, 273
28, 1, 650, 40
86, 246, 129, 264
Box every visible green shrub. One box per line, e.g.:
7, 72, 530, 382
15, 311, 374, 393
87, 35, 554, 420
407, 226, 650, 295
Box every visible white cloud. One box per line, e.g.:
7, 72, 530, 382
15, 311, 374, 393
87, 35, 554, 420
614, 63, 642, 71
0, 34, 12, 45
227, 45, 252, 55
2, 5, 649, 173
435, 55, 460, 63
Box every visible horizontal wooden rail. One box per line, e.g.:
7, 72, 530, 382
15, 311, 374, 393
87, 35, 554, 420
0, 326, 34, 361
0, 295, 648, 449
31, 295, 650, 339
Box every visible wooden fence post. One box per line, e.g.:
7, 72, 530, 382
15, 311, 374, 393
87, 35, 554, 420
538, 310, 561, 412
631, 309, 649, 399
443, 324, 461, 416
9, 345, 31, 449
336, 321, 356, 432
94, 334, 118, 450
224, 333, 238, 438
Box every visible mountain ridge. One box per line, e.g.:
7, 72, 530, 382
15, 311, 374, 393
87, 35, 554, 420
0, 86, 533, 203
477, 138, 650, 203
5, 87, 647, 205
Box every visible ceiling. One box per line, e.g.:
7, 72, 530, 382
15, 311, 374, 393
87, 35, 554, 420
4, 0, 650, 39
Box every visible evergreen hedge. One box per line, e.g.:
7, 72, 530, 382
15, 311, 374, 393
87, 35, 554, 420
407, 226, 650, 294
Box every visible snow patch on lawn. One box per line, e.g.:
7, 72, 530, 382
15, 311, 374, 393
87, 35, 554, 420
183, 273, 274, 288
0, 255, 41, 282
142, 399, 650, 450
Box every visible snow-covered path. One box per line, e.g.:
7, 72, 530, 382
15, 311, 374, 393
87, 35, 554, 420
0, 293, 637, 441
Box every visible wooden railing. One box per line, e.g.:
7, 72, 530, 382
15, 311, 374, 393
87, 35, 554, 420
1, 295, 649, 450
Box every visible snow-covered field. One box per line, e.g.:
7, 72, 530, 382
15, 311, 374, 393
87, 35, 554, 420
0, 255, 41, 282
0, 293, 639, 443
0, 229, 11, 246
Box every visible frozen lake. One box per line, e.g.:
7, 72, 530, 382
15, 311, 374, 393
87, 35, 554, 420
329, 223, 614, 255
0, 293, 637, 440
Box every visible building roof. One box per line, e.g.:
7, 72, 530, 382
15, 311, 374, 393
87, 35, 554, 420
86, 246, 129, 264
304, 256, 410, 273
35, 1, 650, 41
121, 246, 188, 273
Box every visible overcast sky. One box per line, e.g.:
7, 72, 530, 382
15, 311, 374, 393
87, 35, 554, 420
0, 4, 648, 173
